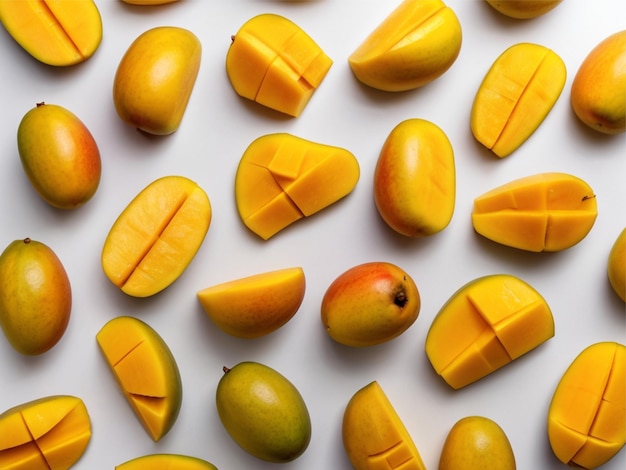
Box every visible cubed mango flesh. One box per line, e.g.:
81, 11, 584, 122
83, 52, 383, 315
115, 453, 217, 469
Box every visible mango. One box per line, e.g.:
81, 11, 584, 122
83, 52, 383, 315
374, 118, 456, 237
197, 267, 305, 338
113, 26, 201, 135
571, 30, 626, 134
17, 102, 101, 210
439, 416, 516, 470
216, 361, 311, 463
342, 381, 426, 470
101, 175, 211, 297
472, 172, 598, 252
0, 0, 102, 66
425, 274, 554, 389
0, 238, 71, 355
348, 0, 462, 92
548, 342, 625, 469
608, 228, 626, 302
122, 0, 178, 4
97, 316, 182, 442
226, 13, 332, 117
321, 261, 420, 347
235, 133, 359, 240
116, 453, 217, 470
485, 0, 563, 19
470, 42, 566, 157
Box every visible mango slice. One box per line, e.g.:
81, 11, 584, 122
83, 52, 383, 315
226, 13, 332, 117
97, 316, 182, 442
0, 0, 102, 66
342, 381, 426, 470
425, 274, 554, 389
0, 395, 91, 470
548, 342, 625, 469
116, 453, 217, 470
235, 133, 360, 240
101, 175, 212, 297
472, 172, 598, 252
470, 42, 566, 157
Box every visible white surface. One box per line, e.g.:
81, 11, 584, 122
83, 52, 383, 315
1, 1, 625, 468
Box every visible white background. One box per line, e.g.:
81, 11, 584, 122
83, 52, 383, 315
0, 1, 625, 469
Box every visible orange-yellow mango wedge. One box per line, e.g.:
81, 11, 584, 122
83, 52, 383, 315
472, 172, 598, 252
0, 395, 91, 470
471, 42, 566, 157
102, 176, 211, 297
235, 133, 360, 240
342, 381, 426, 470
97, 316, 182, 442
425, 274, 554, 389
548, 342, 625, 469
116, 453, 217, 470
0, 0, 102, 66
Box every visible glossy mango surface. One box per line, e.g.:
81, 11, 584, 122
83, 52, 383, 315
472, 172, 598, 252
116, 453, 217, 470
425, 274, 554, 389
548, 342, 625, 469
608, 228, 626, 302
485, 0, 563, 19
235, 133, 359, 240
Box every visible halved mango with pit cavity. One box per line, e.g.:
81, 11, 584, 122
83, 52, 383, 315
116, 453, 217, 470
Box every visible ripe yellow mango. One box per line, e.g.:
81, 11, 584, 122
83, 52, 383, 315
374, 118, 455, 237
471, 42, 566, 157
0, 395, 91, 470
342, 381, 426, 470
197, 267, 305, 338
485, 0, 563, 19
0, 0, 102, 66
348, 0, 462, 92
472, 172, 598, 252
548, 342, 625, 469
113, 26, 201, 135
122, 0, 178, 4
97, 316, 182, 442
235, 133, 359, 240
608, 228, 626, 302
116, 453, 217, 470
101, 175, 211, 297
425, 274, 554, 389
226, 13, 332, 117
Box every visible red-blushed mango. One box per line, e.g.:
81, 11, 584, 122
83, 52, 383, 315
226, 13, 332, 117
472, 172, 597, 252
608, 228, 626, 302
485, 0, 563, 19
425, 274, 554, 389
116, 454, 217, 470
0, 395, 91, 470
548, 342, 625, 469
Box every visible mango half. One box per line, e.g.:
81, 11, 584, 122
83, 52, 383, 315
116, 453, 217, 470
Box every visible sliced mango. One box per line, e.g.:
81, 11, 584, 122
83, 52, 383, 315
235, 133, 360, 240
472, 172, 598, 252
116, 453, 217, 470
425, 274, 554, 389
96, 316, 182, 442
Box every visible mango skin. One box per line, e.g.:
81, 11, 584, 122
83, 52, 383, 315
122, 0, 179, 4
374, 118, 455, 237
113, 26, 201, 135
115, 453, 217, 470
18, 102, 101, 210
571, 30, 626, 134
216, 361, 311, 463
608, 228, 626, 302
485, 0, 563, 19
0, 238, 72, 356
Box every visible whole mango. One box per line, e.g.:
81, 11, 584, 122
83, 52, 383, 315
608, 228, 626, 302
485, 0, 563, 19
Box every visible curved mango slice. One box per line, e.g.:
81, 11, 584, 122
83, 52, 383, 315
0, 395, 91, 470
226, 13, 332, 117
116, 453, 217, 470
548, 342, 625, 469
425, 274, 554, 389
342, 381, 426, 470
235, 133, 360, 240
0, 0, 102, 66
101, 175, 212, 297
471, 42, 566, 157
472, 172, 598, 252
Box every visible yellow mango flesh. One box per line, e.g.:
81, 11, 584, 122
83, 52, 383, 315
235, 133, 359, 240
116, 453, 217, 470
0, 395, 91, 470
485, 0, 563, 19
226, 13, 332, 117
197, 267, 305, 339
548, 342, 625, 469
472, 172, 598, 252
101, 175, 211, 297
348, 0, 462, 92
608, 228, 626, 302
0, 0, 102, 66
96, 316, 182, 442
471, 42, 566, 157
425, 274, 554, 389
342, 381, 426, 470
